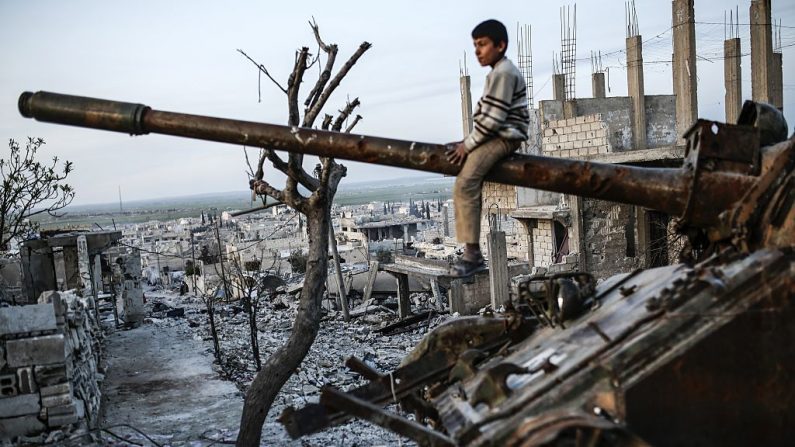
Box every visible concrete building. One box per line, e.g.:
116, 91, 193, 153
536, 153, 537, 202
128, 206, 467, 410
462, 2, 717, 281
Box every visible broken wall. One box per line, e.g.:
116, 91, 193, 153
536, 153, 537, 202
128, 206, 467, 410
539, 95, 677, 152
581, 200, 642, 279
0, 258, 24, 305
0, 291, 103, 439
644, 95, 678, 147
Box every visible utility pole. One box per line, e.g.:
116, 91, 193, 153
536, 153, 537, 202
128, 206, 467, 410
215, 219, 230, 301
190, 231, 198, 294
328, 221, 349, 321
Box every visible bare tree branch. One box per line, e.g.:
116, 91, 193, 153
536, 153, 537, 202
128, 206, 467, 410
304, 41, 372, 127
332, 97, 361, 131
344, 115, 363, 133
320, 114, 333, 130
303, 18, 338, 115
237, 49, 288, 94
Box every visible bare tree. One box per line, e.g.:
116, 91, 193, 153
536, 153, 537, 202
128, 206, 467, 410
228, 254, 264, 371
0, 138, 74, 251
235, 20, 370, 446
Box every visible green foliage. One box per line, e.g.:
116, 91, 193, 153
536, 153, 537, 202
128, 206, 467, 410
1, 138, 74, 251
287, 249, 308, 274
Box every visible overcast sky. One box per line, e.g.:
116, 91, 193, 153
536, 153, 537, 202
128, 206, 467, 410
1, 0, 793, 205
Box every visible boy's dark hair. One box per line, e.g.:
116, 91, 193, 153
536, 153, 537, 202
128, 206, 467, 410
472, 19, 509, 53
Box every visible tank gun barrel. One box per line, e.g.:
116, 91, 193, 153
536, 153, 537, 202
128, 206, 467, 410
18, 91, 753, 226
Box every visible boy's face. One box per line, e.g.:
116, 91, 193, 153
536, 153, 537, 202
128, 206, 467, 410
473, 36, 506, 67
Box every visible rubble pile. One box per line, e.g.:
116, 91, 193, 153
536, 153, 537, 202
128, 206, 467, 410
0, 290, 104, 442
144, 287, 450, 445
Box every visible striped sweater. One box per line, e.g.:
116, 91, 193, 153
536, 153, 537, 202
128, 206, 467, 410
464, 57, 530, 152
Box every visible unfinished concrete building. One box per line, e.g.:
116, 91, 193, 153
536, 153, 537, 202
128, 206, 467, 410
468, 0, 785, 282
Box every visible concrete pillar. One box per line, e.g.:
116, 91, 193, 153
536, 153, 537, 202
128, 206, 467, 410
21, 240, 57, 304
77, 235, 91, 295
626, 35, 647, 150
771, 52, 783, 111
750, 0, 774, 104
487, 231, 510, 309
567, 196, 586, 272
553, 74, 566, 101
460, 75, 473, 138
362, 261, 379, 302
62, 247, 81, 290
724, 38, 743, 123
592, 72, 606, 98
92, 255, 103, 294
672, 0, 698, 142
429, 278, 444, 309
395, 273, 411, 318
442, 205, 450, 237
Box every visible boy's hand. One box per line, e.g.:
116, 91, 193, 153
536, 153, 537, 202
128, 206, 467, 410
445, 142, 468, 166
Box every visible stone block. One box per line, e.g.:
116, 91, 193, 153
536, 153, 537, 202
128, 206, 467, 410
40, 383, 71, 397
562, 142, 573, 150
47, 411, 78, 428
45, 403, 76, 417
41, 393, 71, 408
599, 145, 609, 154
588, 147, 599, 155
543, 128, 554, 137
0, 393, 40, 418
17, 367, 36, 394
549, 135, 559, 144
571, 124, 581, 133
576, 116, 587, 124
34, 364, 68, 386
573, 140, 584, 149
589, 122, 601, 131
0, 414, 46, 438
585, 114, 596, 123
0, 373, 17, 397
0, 304, 57, 336
6, 335, 65, 367
577, 131, 587, 140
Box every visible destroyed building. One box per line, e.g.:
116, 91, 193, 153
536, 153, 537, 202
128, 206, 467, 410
1, 230, 140, 439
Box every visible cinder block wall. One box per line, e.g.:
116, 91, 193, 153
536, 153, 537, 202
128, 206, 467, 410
0, 292, 103, 439
541, 113, 611, 157
480, 182, 532, 261
582, 200, 642, 279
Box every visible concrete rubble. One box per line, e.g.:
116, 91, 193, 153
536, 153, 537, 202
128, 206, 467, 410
142, 283, 451, 446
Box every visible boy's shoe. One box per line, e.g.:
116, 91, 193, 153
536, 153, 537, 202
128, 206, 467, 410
448, 255, 487, 278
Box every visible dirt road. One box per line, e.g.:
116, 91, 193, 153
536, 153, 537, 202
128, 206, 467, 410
100, 320, 243, 444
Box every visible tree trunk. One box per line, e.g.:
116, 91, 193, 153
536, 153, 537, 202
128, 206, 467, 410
236, 205, 328, 446
249, 300, 261, 371
208, 302, 221, 362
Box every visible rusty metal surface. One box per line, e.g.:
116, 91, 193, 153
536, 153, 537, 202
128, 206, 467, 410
459, 249, 793, 446
18, 91, 756, 226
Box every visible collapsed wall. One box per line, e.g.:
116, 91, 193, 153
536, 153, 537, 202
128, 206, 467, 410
0, 291, 103, 440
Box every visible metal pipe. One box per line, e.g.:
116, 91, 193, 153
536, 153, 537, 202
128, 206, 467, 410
19, 91, 754, 226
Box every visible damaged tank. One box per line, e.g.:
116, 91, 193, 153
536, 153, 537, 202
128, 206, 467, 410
18, 91, 795, 446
